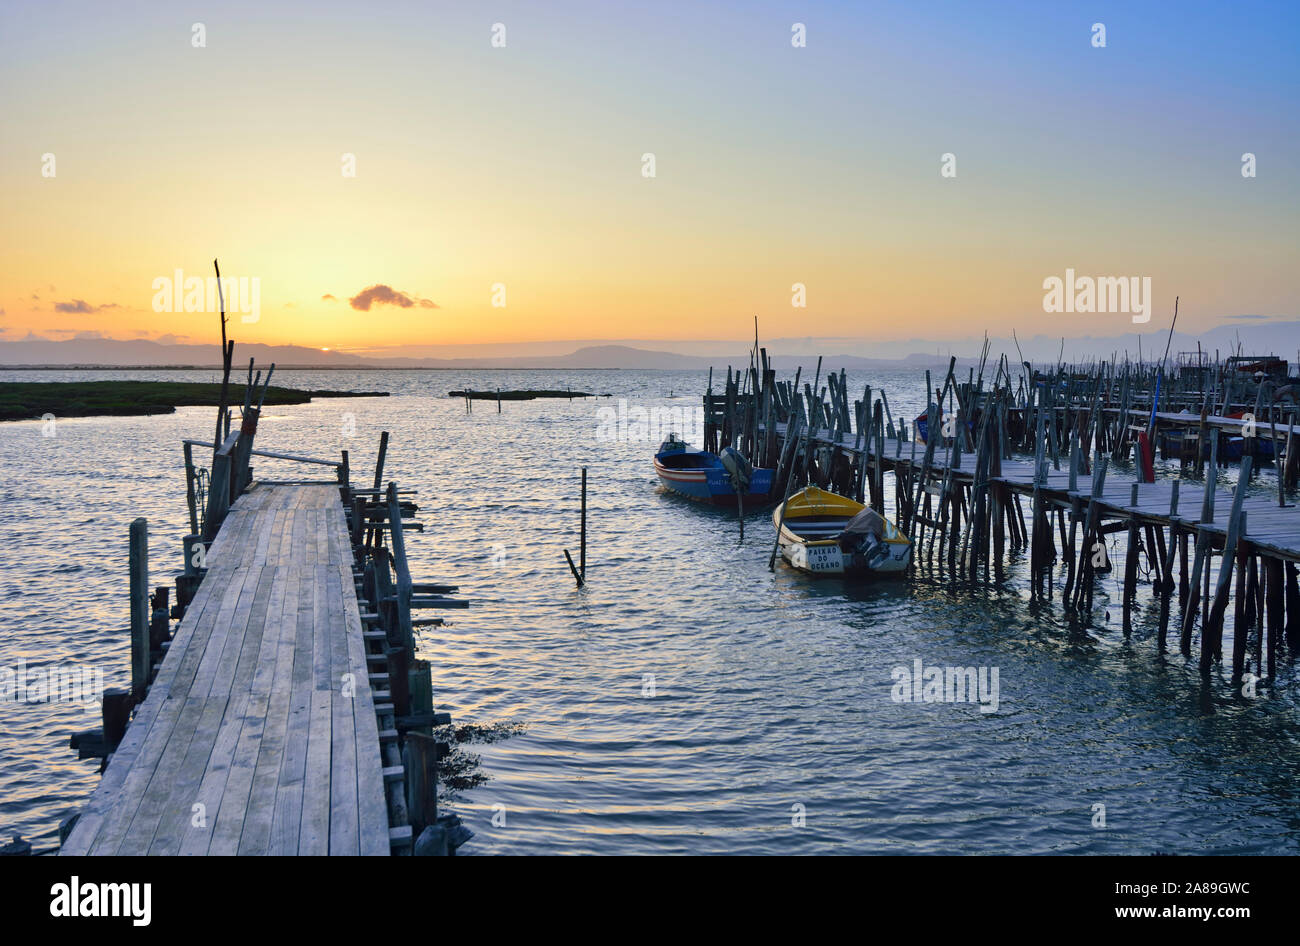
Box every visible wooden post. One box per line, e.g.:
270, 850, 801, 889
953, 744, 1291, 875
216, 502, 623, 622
873, 403, 885, 514
183, 441, 199, 536
1157, 481, 1180, 650
1265, 556, 1283, 681
1231, 528, 1251, 681
580, 467, 587, 579
408, 659, 433, 736
351, 495, 365, 548
101, 689, 134, 750
182, 533, 204, 576
770, 394, 817, 571
176, 534, 205, 617
1202, 457, 1252, 675
1123, 484, 1139, 636
232, 404, 260, 494
206, 452, 230, 541
150, 586, 170, 656
1286, 563, 1300, 649
1283, 410, 1299, 492
129, 518, 150, 701
564, 549, 585, 587
1029, 396, 1047, 596
402, 732, 442, 836
386, 482, 415, 652
1072, 453, 1109, 619
1180, 436, 1218, 654
367, 432, 389, 548
387, 646, 411, 718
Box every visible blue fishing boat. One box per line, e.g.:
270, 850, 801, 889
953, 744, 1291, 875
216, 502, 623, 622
914, 412, 973, 444
653, 435, 776, 505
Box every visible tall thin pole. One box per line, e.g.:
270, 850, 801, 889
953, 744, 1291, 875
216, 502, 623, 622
211, 258, 232, 467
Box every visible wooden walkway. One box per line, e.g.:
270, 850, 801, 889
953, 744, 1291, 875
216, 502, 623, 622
787, 423, 1300, 562
61, 484, 390, 856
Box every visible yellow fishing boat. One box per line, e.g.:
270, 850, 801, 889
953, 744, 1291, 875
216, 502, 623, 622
773, 486, 912, 577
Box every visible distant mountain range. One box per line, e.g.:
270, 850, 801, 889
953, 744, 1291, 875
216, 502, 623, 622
0, 338, 949, 371
2, 320, 1296, 371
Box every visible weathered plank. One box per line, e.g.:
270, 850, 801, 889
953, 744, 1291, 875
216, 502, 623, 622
61, 484, 389, 857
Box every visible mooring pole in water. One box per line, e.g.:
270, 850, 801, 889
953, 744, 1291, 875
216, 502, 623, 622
564, 467, 587, 587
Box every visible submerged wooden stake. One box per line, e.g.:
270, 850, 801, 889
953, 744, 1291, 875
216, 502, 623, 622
564, 467, 588, 587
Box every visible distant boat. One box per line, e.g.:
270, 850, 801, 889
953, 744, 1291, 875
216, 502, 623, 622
653, 435, 775, 505
914, 412, 972, 444
1165, 429, 1276, 462
773, 486, 912, 577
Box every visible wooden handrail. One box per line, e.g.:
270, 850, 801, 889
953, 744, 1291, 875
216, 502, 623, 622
182, 438, 341, 467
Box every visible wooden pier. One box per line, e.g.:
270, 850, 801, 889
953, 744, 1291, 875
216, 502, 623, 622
62, 484, 389, 855
59, 349, 471, 856
706, 345, 1300, 683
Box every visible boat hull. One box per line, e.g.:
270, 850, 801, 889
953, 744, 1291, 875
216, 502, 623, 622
773, 486, 912, 577
653, 457, 775, 505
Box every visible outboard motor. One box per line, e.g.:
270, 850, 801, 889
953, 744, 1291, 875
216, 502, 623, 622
658, 433, 687, 454
837, 507, 889, 570
718, 446, 752, 493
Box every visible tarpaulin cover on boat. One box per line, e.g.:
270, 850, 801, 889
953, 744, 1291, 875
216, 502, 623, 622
837, 507, 885, 550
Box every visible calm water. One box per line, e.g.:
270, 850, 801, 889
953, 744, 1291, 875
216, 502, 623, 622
2, 367, 1298, 854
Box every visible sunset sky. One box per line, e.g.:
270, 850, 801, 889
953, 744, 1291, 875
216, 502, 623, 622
1, 0, 1297, 353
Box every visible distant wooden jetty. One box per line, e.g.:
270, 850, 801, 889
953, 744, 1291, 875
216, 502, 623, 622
451, 386, 599, 413
705, 347, 1300, 682
60, 357, 470, 856
449, 387, 593, 400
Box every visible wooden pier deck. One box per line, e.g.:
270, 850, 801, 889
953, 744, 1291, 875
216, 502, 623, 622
706, 350, 1298, 684
61, 483, 390, 856
782, 422, 1300, 562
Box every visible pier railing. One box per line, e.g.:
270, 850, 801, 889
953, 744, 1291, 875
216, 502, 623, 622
60, 353, 474, 856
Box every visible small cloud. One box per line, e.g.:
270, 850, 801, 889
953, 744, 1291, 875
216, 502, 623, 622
1227, 313, 1268, 320
53, 299, 120, 313
55, 300, 93, 313
348, 284, 438, 311
321, 293, 337, 301
73, 330, 106, 340
283, 302, 296, 308
0, 308, 6, 316
31, 293, 39, 300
